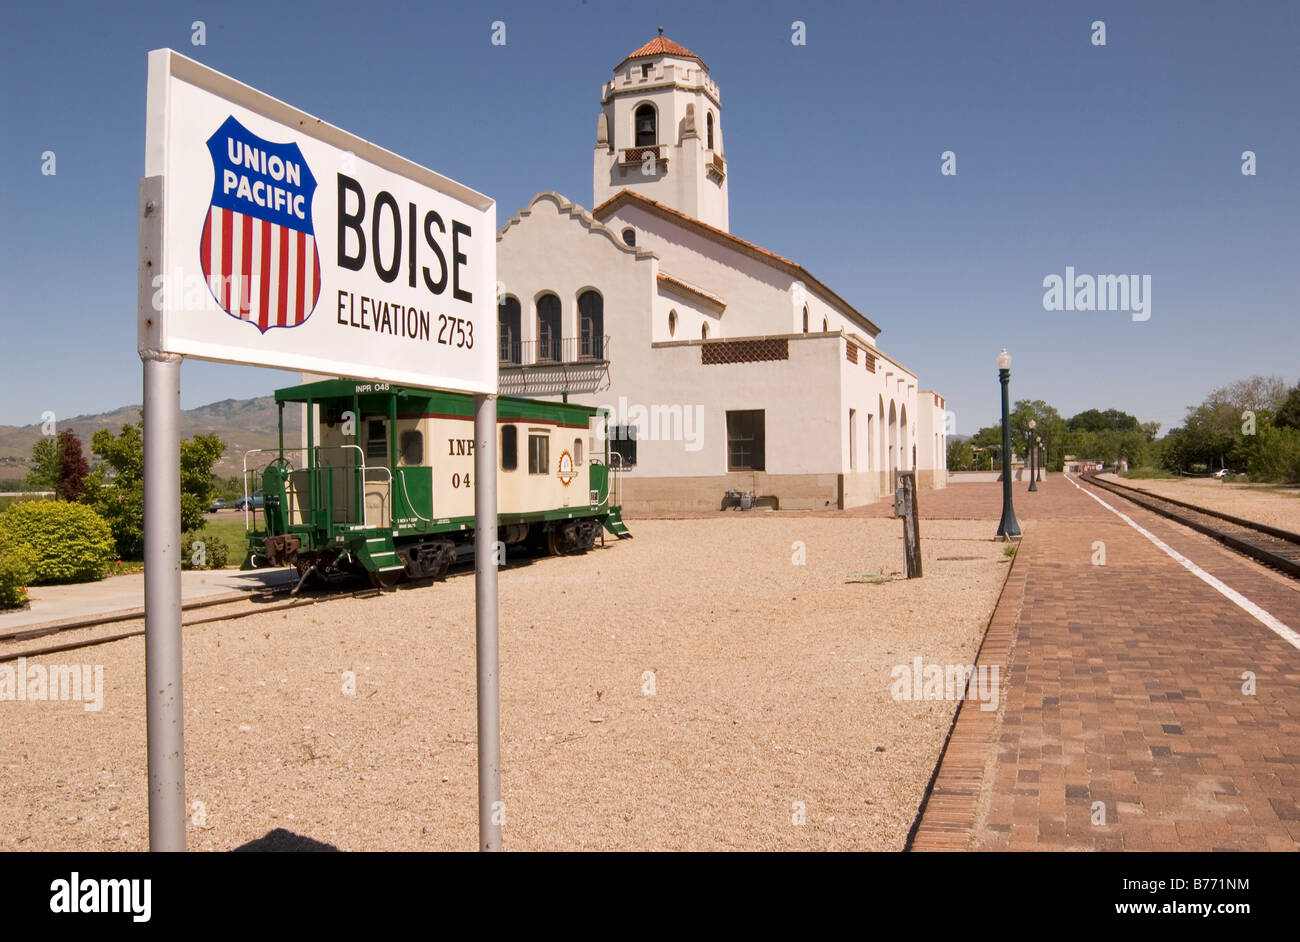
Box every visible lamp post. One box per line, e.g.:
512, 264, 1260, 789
1027, 419, 1038, 492
996, 349, 1021, 539
1037, 436, 1046, 482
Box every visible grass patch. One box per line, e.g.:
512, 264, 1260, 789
105, 514, 251, 573
202, 514, 251, 551
1118, 468, 1178, 479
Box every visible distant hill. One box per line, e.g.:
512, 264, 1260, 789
0, 396, 300, 481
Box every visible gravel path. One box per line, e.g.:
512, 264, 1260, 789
1, 517, 1010, 851
1100, 475, 1300, 531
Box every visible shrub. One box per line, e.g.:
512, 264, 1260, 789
0, 536, 37, 608
0, 500, 115, 584
182, 530, 231, 570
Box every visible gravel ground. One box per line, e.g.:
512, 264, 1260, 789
1, 517, 1010, 851
1101, 474, 1300, 531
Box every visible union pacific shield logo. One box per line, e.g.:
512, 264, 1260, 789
200, 116, 319, 332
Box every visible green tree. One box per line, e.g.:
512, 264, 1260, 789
1274, 384, 1300, 431
25, 436, 60, 490
947, 438, 974, 472
82, 421, 225, 559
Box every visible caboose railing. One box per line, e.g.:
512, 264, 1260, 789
243, 444, 392, 536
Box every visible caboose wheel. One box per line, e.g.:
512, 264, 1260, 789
369, 569, 403, 590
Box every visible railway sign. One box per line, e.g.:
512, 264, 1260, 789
143, 48, 497, 394
139, 48, 503, 852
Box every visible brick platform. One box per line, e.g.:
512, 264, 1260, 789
911, 475, 1300, 851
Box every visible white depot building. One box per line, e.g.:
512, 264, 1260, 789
495, 33, 947, 513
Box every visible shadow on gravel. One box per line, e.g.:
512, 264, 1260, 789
232, 828, 341, 852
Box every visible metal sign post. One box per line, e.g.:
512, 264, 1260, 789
140, 48, 498, 851
473, 394, 501, 851
138, 177, 188, 850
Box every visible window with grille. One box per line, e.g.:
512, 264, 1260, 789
726, 410, 765, 471
609, 425, 637, 468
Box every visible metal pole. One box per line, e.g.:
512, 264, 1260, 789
1028, 428, 1038, 492
473, 393, 502, 851
142, 350, 187, 851
996, 369, 1021, 538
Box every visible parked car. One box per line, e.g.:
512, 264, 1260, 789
1213, 468, 1234, 479
234, 491, 265, 511
208, 498, 228, 512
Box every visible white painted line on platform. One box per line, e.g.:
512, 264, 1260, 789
1066, 473, 1300, 650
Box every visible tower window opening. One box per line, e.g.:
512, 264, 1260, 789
635, 104, 657, 147
707, 112, 715, 150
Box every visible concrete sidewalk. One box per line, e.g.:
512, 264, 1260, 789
0, 567, 297, 632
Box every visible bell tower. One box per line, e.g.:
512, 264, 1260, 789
593, 29, 729, 231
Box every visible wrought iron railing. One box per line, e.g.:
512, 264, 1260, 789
500, 334, 609, 366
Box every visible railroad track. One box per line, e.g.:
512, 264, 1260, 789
0, 542, 548, 662
0, 579, 386, 662
1081, 473, 1300, 579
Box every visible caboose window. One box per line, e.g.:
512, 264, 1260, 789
501, 425, 517, 471
366, 420, 388, 462
574, 438, 583, 465
528, 433, 549, 475
400, 430, 423, 466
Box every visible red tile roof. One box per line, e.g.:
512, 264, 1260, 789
619, 34, 707, 70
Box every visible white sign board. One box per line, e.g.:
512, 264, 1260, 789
142, 48, 496, 394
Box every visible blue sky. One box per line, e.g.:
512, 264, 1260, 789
1, 0, 1296, 435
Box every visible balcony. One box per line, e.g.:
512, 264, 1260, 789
619, 145, 667, 172
707, 151, 726, 182
499, 335, 611, 397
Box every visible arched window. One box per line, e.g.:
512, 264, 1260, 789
802, 306, 809, 333
668, 309, 677, 337
707, 112, 714, 150
622, 228, 636, 247
578, 290, 604, 359
701, 323, 709, 340
822, 317, 828, 332
537, 294, 561, 361
635, 104, 656, 147
498, 296, 521, 363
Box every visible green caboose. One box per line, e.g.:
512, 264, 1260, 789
241, 379, 630, 587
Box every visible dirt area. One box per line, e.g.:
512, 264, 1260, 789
1102, 474, 1300, 531
0, 517, 1010, 851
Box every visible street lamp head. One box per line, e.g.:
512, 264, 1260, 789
1028, 419, 1036, 430
997, 348, 1011, 371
